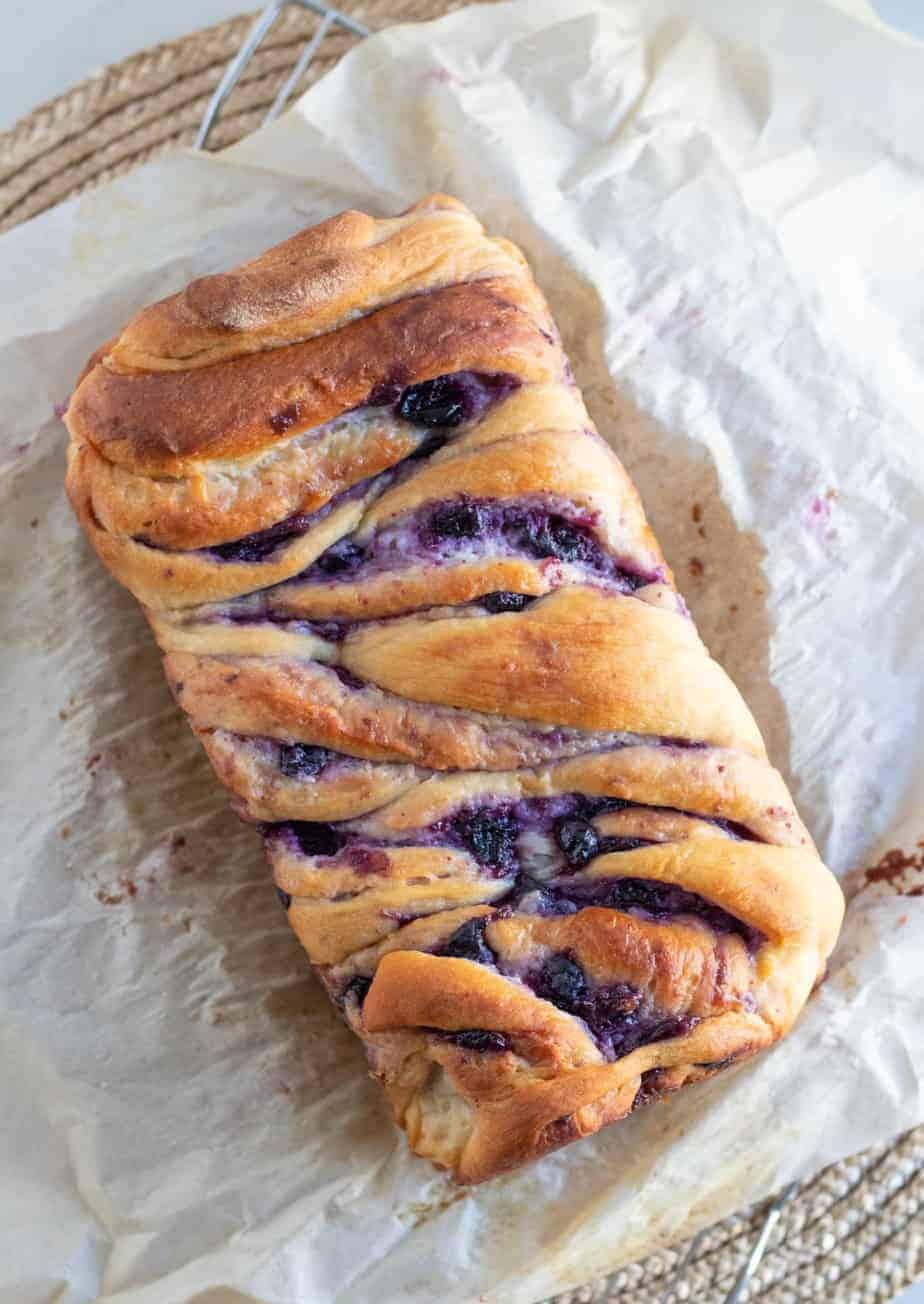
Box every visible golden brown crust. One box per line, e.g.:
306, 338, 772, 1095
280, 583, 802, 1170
66, 406, 416, 550
108, 195, 534, 372
64, 194, 844, 1185
358, 951, 773, 1183
69, 378, 593, 556
165, 649, 638, 771
153, 587, 760, 757
65, 405, 667, 607
339, 587, 766, 753
66, 436, 389, 606
69, 277, 559, 475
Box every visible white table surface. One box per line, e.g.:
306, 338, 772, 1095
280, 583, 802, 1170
6, 0, 924, 1299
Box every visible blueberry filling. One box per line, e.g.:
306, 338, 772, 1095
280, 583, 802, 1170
412, 793, 761, 940
391, 372, 520, 428
433, 500, 637, 577
443, 1029, 508, 1052
534, 954, 589, 1013
208, 511, 319, 563
428, 501, 485, 540
290, 821, 344, 857
527, 953, 697, 1060
610, 1011, 698, 1060
265, 788, 761, 962
511, 513, 603, 567
440, 917, 496, 966
544, 876, 761, 947
500, 505, 623, 575
308, 620, 352, 642
451, 809, 518, 871
409, 791, 752, 878
313, 540, 366, 575
343, 975, 372, 1006
398, 377, 468, 427
303, 495, 657, 593
604, 879, 668, 911
276, 887, 292, 910
191, 479, 374, 564
215, 610, 351, 642
388, 794, 637, 877
479, 591, 533, 613
279, 743, 331, 779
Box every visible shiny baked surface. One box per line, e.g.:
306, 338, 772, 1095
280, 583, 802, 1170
65, 194, 843, 1184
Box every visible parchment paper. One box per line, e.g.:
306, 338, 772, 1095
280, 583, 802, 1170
2, 2, 924, 1301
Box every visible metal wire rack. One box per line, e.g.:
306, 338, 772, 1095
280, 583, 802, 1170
194, 0, 371, 149
194, 5, 804, 1300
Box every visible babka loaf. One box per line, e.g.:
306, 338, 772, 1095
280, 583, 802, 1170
65, 194, 844, 1183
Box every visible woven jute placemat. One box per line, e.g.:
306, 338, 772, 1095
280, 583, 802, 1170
2, 5, 922, 1300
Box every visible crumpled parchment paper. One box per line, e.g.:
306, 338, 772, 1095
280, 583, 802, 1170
2, 2, 923, 1301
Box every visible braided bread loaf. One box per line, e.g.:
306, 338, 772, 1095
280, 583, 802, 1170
65, 194, 844, 1184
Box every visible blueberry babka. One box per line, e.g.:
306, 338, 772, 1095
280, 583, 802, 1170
65, 194, 844, 1183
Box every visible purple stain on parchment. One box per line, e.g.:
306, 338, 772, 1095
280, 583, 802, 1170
803, 489, 839, 549
425, 67, 460, 85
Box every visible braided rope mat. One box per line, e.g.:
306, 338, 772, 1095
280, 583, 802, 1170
2, 5, 922, 1300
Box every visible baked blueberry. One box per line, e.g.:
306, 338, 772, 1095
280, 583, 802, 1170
608, 878, 667, 913
209, 512, 313, 563
210, 534, 277, 563
480, 591, 532, 613
343, 975, 373, 1006
291, 821, 344, 857
314, 540, 365, 575
454, 809, 517, 869
276, 887, 292, 910
429, 501, 484, 539
442, 917, 495, 965
538, 954, 588, 1014
542, 517, 590, 563
507, 512, 598, 566
278, 743, 330, 779
398, 376, 469, 427
555, 816, 599, 867
446, 1029, 508, 1052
